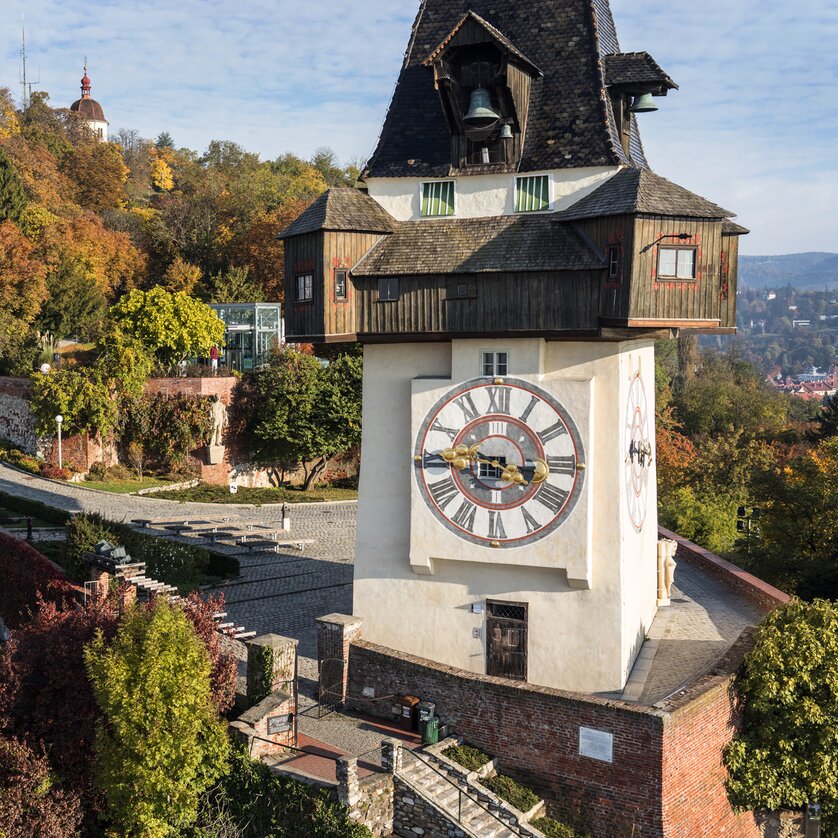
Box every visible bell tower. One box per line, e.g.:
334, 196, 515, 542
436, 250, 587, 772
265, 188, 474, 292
280, 0, 745, 694
69, 63, 109, 140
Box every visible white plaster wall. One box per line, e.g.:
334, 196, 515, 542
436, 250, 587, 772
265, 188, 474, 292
87, 119, 108, 141
353, 338, 659, 694
365, 167, 619, 221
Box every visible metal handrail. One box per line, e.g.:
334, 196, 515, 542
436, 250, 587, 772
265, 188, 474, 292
398, 746, 522, 836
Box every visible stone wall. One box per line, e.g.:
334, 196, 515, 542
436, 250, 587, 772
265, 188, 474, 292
337, 757, 395, 838
393, 776, 462, 838
0, 378, 37, 453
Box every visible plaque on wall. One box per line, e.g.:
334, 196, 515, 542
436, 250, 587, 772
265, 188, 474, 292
578, 726, 613, 763
267, 714, 292, 735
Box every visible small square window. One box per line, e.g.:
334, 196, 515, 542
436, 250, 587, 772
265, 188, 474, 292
334, 269, 347, 301
607, 246, 621, 279
482, 351, 508, 377
422, 181, 455, 217
378, 277, 399, 302
479, 456, 506, 480
457, 283, 468, 297
515, 175, 549, 213
658, 247, 696, 280
295, 274, 313, 302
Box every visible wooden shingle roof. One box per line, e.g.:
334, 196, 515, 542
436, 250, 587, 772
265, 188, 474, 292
552, 169, 735, 221
352, 215, 604, 276
365, 0, 657, 179
278, 188, 397, 239
603, 52, 678, 91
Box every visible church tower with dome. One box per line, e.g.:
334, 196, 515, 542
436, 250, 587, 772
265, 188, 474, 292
69, 65, 108, 140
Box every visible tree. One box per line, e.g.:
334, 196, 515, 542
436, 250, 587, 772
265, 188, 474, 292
155, 131, 175, 150
205, 265, 265, 303
745, 437, 838, 599
36, 256, 107, 340
252, 349, 362, 489
0, 146, 27, 223
85, 599, 229, 837
0, 735, 84, 837
30, 367, 117, 438
0, 220, 48, 367
724, 599, 838, 832
815, 392, 838, 439
0, 597, 119, 798
161, 255, 202, 294
107, 286, 225, 371
60, 140, 129, 212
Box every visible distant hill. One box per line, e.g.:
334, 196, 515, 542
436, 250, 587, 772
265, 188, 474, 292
740, 252, 838, 290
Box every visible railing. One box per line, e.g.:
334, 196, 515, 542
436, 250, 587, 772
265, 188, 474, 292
398, 746, 523, 836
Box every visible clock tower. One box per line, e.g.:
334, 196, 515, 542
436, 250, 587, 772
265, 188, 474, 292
280, 0, 744, 694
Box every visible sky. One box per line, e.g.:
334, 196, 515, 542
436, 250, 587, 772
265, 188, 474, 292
1, 0, 836, 256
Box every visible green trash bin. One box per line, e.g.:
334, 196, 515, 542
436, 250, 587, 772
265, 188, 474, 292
421, 716, 440, 745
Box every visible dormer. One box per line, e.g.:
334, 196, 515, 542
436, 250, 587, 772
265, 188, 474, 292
602, 52, 678, 158
422, 12, 542, 174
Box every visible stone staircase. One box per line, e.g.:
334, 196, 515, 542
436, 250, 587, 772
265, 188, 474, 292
397, 747, 545, 838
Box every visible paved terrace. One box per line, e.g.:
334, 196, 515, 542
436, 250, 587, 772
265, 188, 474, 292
0, 463, 766, 708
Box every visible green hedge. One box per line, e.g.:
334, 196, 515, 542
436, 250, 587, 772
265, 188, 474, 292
0, 490, 71, 526
531, 816, 590, 838
65, 514, 239, 592
443, 743, 491, 772
482, 774, 540, 813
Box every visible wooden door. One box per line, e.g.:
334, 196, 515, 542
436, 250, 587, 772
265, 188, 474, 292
486, 601, 528, 681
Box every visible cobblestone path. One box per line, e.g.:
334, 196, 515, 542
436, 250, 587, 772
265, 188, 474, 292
0, 464, 356, 657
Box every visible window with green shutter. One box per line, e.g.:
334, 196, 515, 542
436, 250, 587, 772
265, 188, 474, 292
421, 181, 455, 217
515, 175, 549, 213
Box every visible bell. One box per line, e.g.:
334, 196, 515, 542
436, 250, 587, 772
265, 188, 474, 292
629, 93, 658, 113
499, 123, 513, 140
464, 88, 500, 129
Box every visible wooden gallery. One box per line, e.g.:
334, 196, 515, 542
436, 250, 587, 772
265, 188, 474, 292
281, 1, 783, 836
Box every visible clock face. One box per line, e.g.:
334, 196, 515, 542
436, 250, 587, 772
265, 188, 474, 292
624, 372, 652, 531
414, 378, 585, 548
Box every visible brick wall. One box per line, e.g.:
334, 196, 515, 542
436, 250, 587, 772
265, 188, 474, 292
659, 527, 790, 613
144, 376, 238, 403
346, 638, 770, 838
348, 640, 665, 837
661, 678, 759, 838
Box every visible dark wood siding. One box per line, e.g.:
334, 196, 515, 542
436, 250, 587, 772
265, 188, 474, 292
322, 231, 383, 339
284, 233, 324, 339
628, 216, 724, 324
355, 271, 601, 336
720, 233, 740, 329
575, 214, 633, 322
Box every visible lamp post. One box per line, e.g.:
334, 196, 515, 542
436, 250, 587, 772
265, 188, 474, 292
55, 415, 63, 470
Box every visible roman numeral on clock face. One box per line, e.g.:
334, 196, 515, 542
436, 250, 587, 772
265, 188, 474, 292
519, 395, 539, 423
453, 393, 480, 422
488, 510, 507, 540
547, 455, 576, 476
536, 483, 570, 515
430, 419, 458, 441
538, 421, 568, 444
486, 386, 511, 415
423, 450, 448, 469
521, 507, 541, 534
429, 477, 459, 510
451, 500, 477, 532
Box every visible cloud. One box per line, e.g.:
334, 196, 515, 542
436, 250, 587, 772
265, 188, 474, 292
2, 0, 835, 255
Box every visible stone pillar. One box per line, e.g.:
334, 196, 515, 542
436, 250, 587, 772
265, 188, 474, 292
117, 580, 137, 609
381, 739, 402, 775
336, 756, 360, 808
246, 634, 298, 706
89, 566, 110, 601
316, 614, 363, 707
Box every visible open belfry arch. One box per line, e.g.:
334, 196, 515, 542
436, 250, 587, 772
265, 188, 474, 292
281, 0, 746, 694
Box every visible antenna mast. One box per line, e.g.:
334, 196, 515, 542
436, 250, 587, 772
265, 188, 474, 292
19, 16, 39, 115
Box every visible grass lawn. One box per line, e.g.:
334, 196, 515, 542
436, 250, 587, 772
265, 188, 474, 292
81, 477, 175, 494
151, 482, 358, 504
